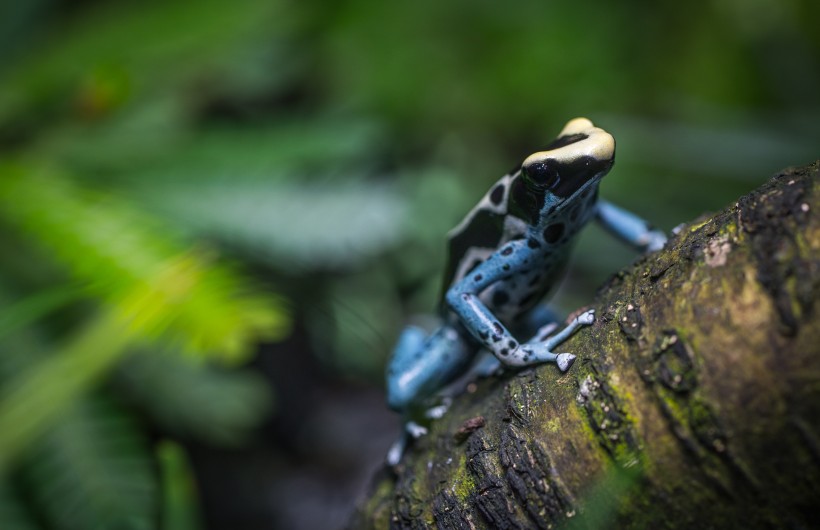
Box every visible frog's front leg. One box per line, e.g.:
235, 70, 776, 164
527, 309, 595, 369
596, 200, 667, 252
441, 305, 562, 386
445, 240, 591, 370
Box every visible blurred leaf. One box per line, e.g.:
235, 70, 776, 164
308, 269, 402, 380
562, 458, 643, 530
0, 0, 294, 127
158, 440, 202, 530
117, 351, 273, 446
138, 179, 409, 269
0, 284, 82, 340
0, 164, 288, 470
23, 398, 157, 530
30, 109, 382, 182
0, 481, 37, 530
110, 118, 382, 183
601, 114, 820, 183
0, 164, 289, 360
0, 311, 131, 473
29, 96, 190, 176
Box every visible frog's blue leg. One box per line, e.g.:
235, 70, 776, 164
446, 240, 593, 369
386, 324, 474, 412
386, 324, 475, 465
454, 305, 563, 382
529, 309, 595, 352
596, 200, 667, 252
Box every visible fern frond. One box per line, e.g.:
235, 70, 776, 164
0, 163, 288, 471
22, 398, 157, 530
0, 311, 131, 473
0, 284, 82, 340
0, 163, 289, 360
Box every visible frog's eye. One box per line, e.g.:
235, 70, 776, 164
521, 159, 560, 188
521, 120, 615, 196
521, 132, 596, 188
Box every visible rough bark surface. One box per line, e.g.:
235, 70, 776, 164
351, 162, 820, 529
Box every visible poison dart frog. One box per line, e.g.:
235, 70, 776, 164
386, 118, 666, 464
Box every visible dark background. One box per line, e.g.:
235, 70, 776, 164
0, 1, 818, 529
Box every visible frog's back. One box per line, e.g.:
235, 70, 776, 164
439, 169, 529, 305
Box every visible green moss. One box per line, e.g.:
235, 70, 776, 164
451, 452, 476, 502
576, 366, 642, 463
360, 476, 396, 529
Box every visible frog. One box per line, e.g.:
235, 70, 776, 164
385, 118, 667, 465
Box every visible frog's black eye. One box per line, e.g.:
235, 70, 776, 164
522, 159, 560, 188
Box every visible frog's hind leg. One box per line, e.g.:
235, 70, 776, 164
385, 324, 474, 464
386, 325, 473, 412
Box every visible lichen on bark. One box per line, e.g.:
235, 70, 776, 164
351, 162, 820, 530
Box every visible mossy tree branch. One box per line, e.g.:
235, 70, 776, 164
352, 162, 820, 529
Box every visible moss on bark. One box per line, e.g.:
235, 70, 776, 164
351, 162, 820, 530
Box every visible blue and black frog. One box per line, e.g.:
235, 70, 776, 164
386, 118, 667, 464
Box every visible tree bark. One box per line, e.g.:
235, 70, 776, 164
351, 162, 820, 529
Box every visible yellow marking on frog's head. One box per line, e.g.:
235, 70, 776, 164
520, 118, 615, 196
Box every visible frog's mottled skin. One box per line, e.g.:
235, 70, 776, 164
386, 118, 666, 464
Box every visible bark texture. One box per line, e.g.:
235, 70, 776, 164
351, 162, 820, 529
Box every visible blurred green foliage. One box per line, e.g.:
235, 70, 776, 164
0, 0, 818, 527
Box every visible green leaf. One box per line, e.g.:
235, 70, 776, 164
0, 164, 289, 361
0, 164, 288, 471
307, 269, 402, 380
23, 398, 158, 530
0, 480, 37, 530
563, 458, 643, 530
139, 179, 409, 268
0, 311, 132, 473
116, 351, 273, 446
0, 0, 293, 127
0, 284, 83, 340
158, 441, 202, 530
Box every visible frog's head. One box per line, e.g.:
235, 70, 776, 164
520, 118, 615, 201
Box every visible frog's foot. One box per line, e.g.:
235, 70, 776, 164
386, 436, 407, 466
644, 230, 668, 252
406, 421, 428, 439
425, 398, 452, 420
386, 421, 430, 465
505, 309, 594, 368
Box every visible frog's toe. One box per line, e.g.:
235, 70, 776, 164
386, 439, 405, 466
425, 398, 452, 419
406, 421, 428, 439
556, 353, 577, 372
578, 310, 595, 325
645, 231, 668, 252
